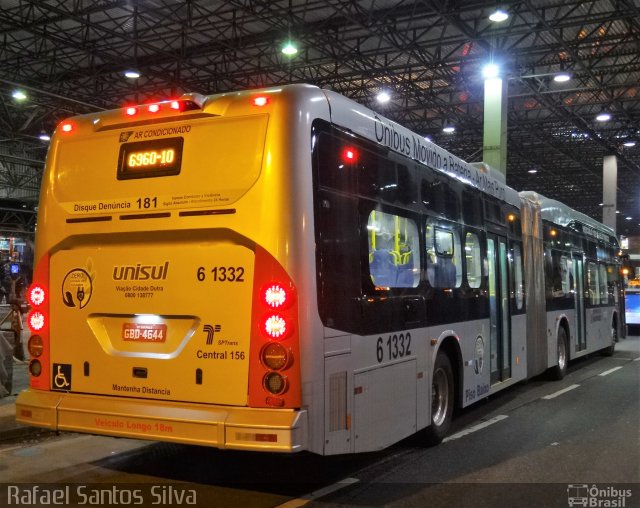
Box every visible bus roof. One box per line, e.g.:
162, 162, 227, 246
321, 88, 522, 208
520, 191, 616, 242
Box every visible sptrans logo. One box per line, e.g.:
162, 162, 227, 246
567, 484, 633, 507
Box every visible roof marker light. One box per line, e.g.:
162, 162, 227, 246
253, 96, 269, 107
61, 122, 74, 133
125, 106, 137, 116
170, 101, 181, 110
148, 104, 160, 113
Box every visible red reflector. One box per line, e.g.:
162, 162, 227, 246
265, 398, 285, 408
252, 96, 269, 107
28, 311, 45, 331
28, 285, 46, 307
148, 104, 160, 113
256, 432, 278, 441
342, 147, 359, 163
20, 409, 33, 418
125, 106, 137, 116
61, 122, 74, 133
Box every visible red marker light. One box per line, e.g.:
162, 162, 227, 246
342, 146, 359, 163
148, 104, 160, 113
253, 96, 269, 107
60, 122, 74, 133
125, 107, 137, 116
170, 101, 181, 110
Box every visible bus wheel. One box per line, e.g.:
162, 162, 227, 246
424, 352, 454, 445
601, 324, 617, 357
550, 328, 568, 380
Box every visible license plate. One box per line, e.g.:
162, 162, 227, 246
122, 323, 167, 342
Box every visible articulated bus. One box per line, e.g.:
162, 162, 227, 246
16, 84, 624, 454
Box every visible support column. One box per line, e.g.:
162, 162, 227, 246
483, 77, 508, 177
602, 155, 617, 233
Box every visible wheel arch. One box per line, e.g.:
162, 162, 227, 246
436, 335, 463, 410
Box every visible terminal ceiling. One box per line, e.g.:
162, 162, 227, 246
1, 0, 639, 237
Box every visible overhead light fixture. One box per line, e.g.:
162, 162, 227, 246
623, 140, 636, 147
39, 133, 51, 141
489, 9, 509, 22
482, 63, 500, 79
376, 91, 391, 104
281, 41, 298, 56
124, 70, 141, 79
528, 169, 538, 174
596, 112, 611, 122
424, 136, 432, 142
442, 125, 455, 134
626, 216, 633, 220
12, 90, 27, 101
553, 73, 571, 82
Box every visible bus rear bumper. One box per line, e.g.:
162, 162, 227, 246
15, 389, 308, 453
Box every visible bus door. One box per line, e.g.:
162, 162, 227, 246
572, 253, 587, 352
487, 234, 511, 384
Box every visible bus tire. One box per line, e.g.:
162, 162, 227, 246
424, 352, 454, 445
601, 324, 617, 357
550, 327, 568, 380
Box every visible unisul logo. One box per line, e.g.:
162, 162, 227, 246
567, 484, 633, 507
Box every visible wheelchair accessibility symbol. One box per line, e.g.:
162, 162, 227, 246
52, 363, 72, 391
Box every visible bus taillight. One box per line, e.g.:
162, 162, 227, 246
262, 283, 288, 309
28, 335, 44, 358
249, 246, 301, 408
263, 314, 291, 339
28, 311, 46, 331
26, 255, 51, 388
28, 285, 46, 307
260, 342, 291, 370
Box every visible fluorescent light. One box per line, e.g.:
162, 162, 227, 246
596, 112, 611, 122
124, 70, 140, 79
12, 90, 27, 101
39, 134, 51, 141
482, 63, 500, 79
489, 9, 508, 22
626, 216, 632, 220
282, 42, 298, 56
623, 140, 636, 147
528, 169, 538, 174
377, 91, 391, 103
553, 73, 571, 82
442, 126, 455, 134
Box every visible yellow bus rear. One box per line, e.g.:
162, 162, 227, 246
16, 86, 324, 452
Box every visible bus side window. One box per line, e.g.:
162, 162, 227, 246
367, 210, 419, 289
587, 262, 600, 305
426, 220, 462, 289
465, 232, 482, 289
